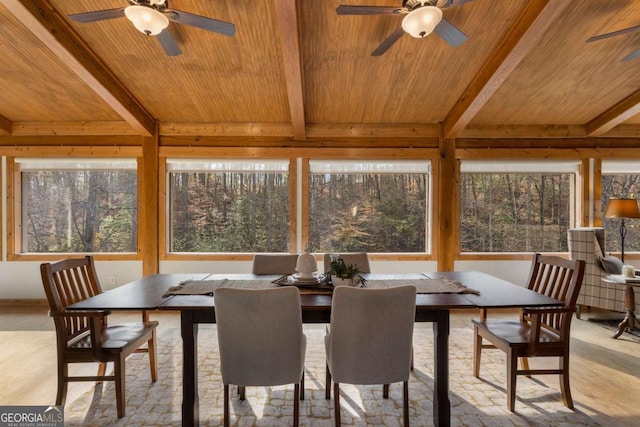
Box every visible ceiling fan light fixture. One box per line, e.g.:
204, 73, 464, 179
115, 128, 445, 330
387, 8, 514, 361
402, 6, 443, 38
124, 5, 169, 36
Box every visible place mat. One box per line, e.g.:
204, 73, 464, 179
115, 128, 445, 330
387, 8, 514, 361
366, 278, 480, 295
164, 279, 277, 297
163, 279, 334, 296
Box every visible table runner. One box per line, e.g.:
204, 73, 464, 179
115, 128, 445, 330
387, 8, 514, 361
366, 278, 480, 294
163, 277, 479, 297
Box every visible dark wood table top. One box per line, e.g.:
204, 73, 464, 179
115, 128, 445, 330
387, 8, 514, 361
423, 271, 563, 308
68, 271, 562, 312
69, 273, 209, 311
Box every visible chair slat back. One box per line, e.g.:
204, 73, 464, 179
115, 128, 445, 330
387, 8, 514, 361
41, 256, 103, 341
525, 253, 585, 334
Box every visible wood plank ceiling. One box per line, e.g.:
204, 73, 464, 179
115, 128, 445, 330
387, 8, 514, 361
2, 0, 640, 142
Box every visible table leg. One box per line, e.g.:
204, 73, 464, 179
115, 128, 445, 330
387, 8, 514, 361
432, 310, 451, 427
613, 284, 637, 339
181, 310, 199, 427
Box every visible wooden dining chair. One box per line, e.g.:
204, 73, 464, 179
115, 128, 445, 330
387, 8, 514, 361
325, 285, 416, 427
251, 254, 299, 275
472, 253, 585, 412
214, 287, 306, 427
40, 256, 158, 419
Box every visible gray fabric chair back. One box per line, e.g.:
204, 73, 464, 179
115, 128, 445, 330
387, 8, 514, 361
323, 252, 371, 273
325, 285, 416, 385
251, 254, 299, 275
214, 287, 306, 386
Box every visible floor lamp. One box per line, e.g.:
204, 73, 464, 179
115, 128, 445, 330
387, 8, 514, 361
604, 198, 640, 263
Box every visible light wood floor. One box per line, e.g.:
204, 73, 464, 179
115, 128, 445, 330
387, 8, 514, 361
0, 303, 638, 426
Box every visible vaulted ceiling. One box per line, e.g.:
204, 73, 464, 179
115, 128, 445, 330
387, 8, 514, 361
3, 0, 640, 143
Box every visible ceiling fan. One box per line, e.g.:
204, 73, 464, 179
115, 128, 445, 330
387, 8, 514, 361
68, 0, 236, 57
336, 0, 474, 56
587, 23, 640, 62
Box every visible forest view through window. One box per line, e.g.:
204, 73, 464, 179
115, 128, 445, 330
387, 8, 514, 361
168, 159, 290, 253
460, 161, 578, 253
19, 158, 137, 253
602, 161, 640, 254
308, 160, 430, 253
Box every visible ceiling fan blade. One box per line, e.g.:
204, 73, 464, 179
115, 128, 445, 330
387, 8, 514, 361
157, 29, 181, 57
168, 10, 236, 36
587, 25, 640, 43
336, 5, 401, 15
622, 48, 640, 62
371, 27, 405, 57
443, 0, 477, 8
434, 18, 467, 47
68, 8, 125, 23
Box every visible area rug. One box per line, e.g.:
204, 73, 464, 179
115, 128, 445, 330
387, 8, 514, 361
64, 326, 600, 426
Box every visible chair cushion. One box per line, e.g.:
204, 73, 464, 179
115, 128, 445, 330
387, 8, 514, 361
598, 254, 623, 274
69, 322, 158, 351
473, 319, 561, 347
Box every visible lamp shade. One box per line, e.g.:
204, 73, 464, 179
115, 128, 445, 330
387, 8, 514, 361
401, 6, 443, 38
604, 198, 640, 219
124, 5, 169, 36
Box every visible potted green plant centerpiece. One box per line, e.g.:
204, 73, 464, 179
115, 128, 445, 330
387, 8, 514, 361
326, 258, 367, 287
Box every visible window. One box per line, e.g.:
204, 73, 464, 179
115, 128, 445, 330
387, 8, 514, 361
17, 158, 137, 254
460, 160, 579, 253
167, 159, 290, 253
601, 160, 640, 253
308, 160, 430, 253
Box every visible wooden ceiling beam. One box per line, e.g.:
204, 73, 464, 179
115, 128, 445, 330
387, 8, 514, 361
160, 122, 294, 137
2, 0, 156, 137
0, 115, 11, 135
274, 0, 307, 141
458, 124, 586, 139
596, 123, 640, 138
11, 121, 139, 135
443, 0, 572, 138
586, 90, 640, 136
306, 123, 440, 138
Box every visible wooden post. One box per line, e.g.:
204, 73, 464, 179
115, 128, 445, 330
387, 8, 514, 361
438, 126, 457, 272
141, 125, 159, 275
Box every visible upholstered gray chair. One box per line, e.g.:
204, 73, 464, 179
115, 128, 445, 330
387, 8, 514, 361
251, 254, 299, 275
325, 285, 416, 427
568, 227, 632, 316
323, 252, 371, 273
214, 287, 306, 427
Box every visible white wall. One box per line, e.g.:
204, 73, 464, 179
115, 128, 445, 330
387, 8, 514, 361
455, 260, 532, 287
0, 260, 142, 299
0, 258, 531, 299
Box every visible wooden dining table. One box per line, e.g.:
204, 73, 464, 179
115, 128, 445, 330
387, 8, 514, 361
67, 271, 563, 427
